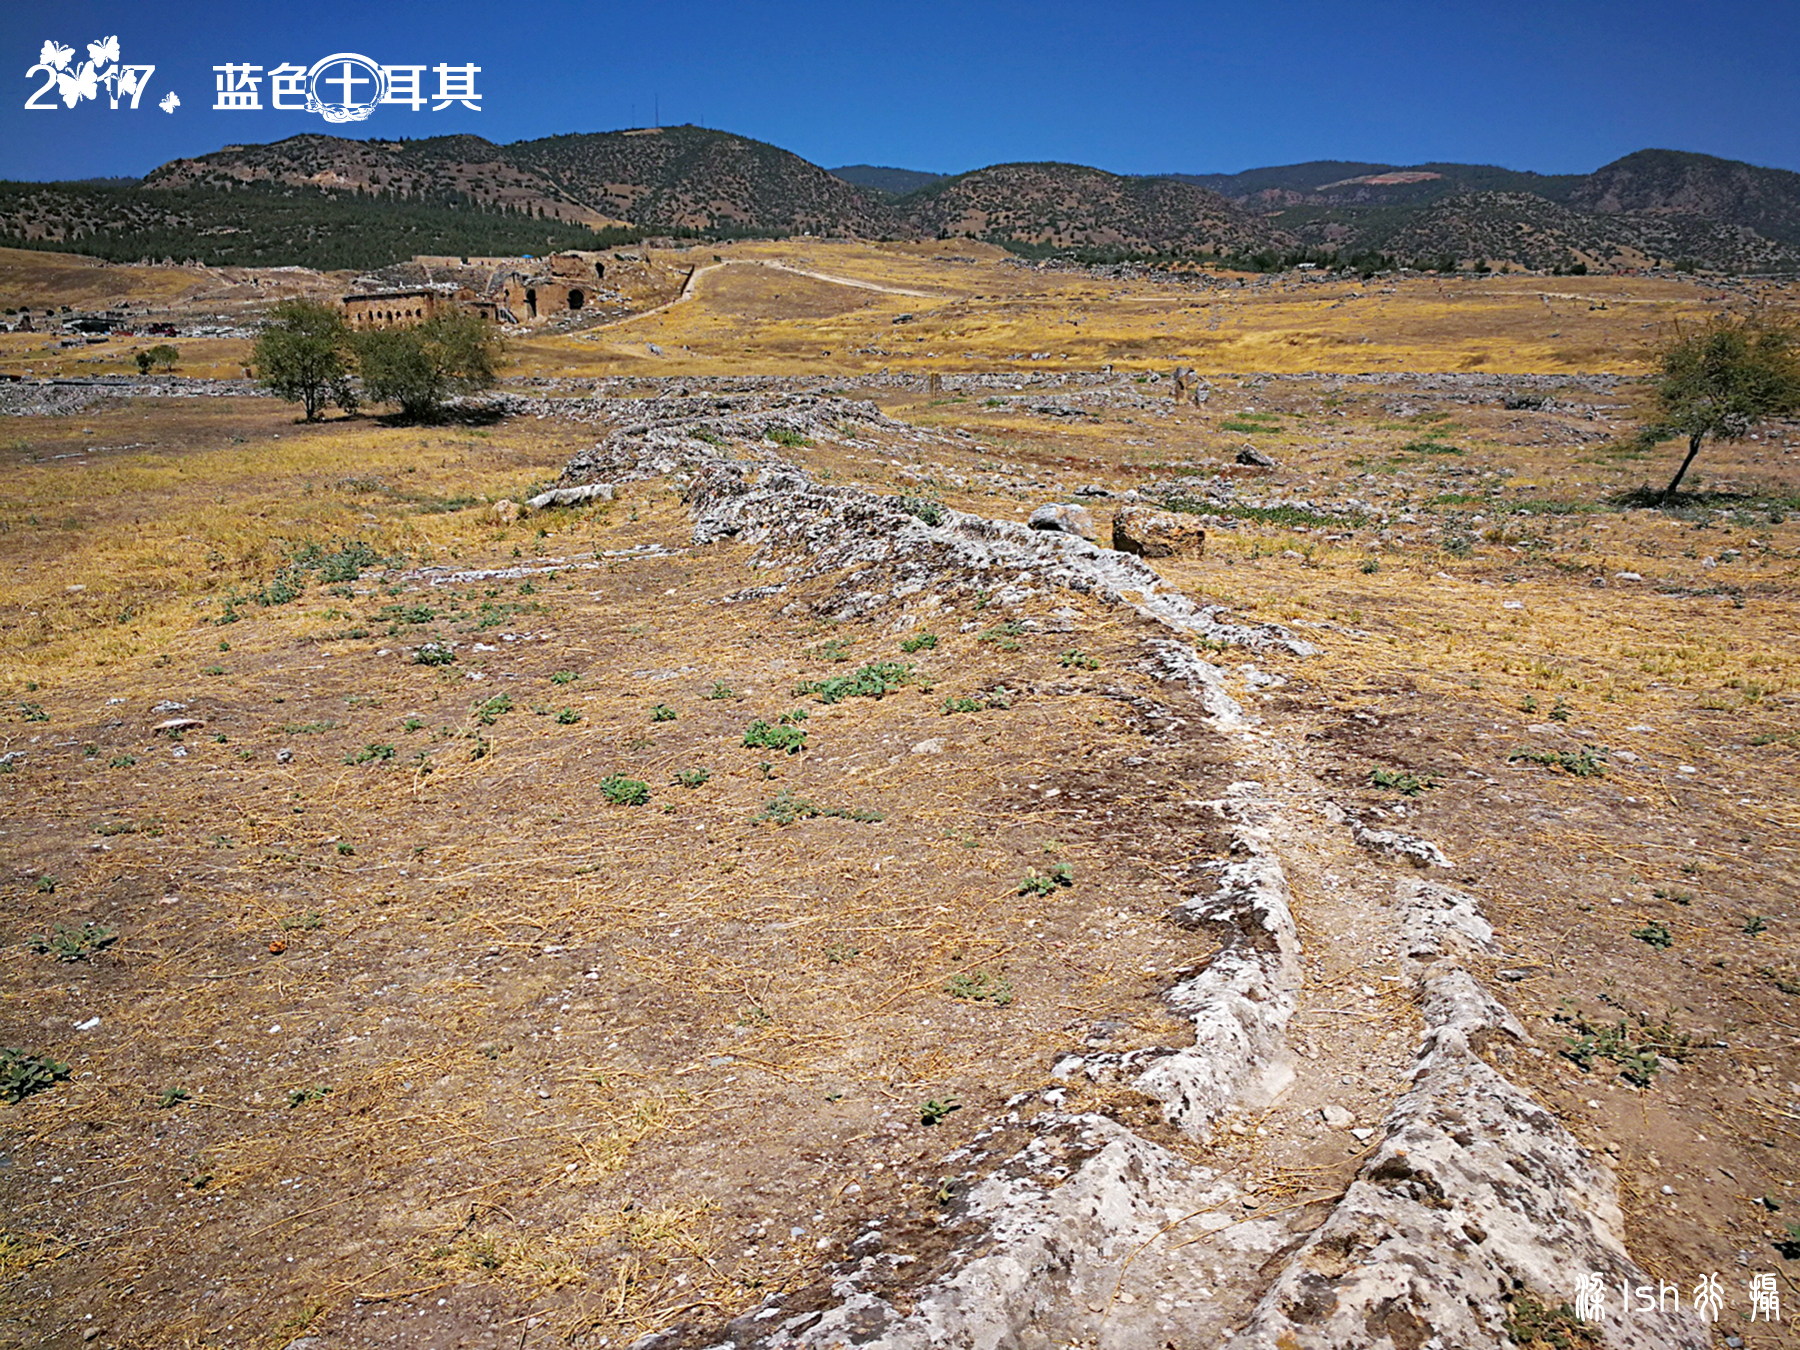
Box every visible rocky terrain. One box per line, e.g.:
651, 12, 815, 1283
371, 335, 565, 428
0, 240, 1795, 1350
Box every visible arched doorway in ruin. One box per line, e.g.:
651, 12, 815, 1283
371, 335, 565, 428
525, 288, 537, 319
568, 290, 584, 311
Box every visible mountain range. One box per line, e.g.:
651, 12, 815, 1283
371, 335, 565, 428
3, 127, 1798, 275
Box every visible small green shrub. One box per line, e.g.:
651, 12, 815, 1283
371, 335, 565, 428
764, 424, 813, 448
941, 695, 984, 715
946, 971, 1014, 1006
475, 693, 514, 725
1501, 1294, 1599, 1350
919, 1097, 961, 1126
744, 720, 807, 754
1017, 864, 1074, 896
977, 621, 1024, 651
551, 670, 579, 685
1632, 920, 1673, 949
555, 708, 582, 725
707, 680, 736, 700
1, 1048, 70, 1103
795, 660, 914, 704
901, 632, 939, 653
898, 495, 946, 526
413, 643, 455, 666
287, 1085, 332, 1109
754, 789, 881, 825
600, 775, 650, 806
1059, 649, 1099, 670
27, 921, 116, 961
1509, 745, 1605, 776
673, 768, 710, 789
345, 743, 396, 765
1369, 767, 1435, 796
1555, 1005, 1692, 1087
650, 703, 676, 722
256, 569, 304, 607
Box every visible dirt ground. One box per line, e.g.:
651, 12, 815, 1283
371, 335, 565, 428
1, 243, 1796, 1349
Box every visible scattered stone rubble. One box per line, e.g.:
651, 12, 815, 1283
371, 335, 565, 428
558, 392, 1312, 653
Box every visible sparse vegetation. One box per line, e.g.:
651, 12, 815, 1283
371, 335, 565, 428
1509, 745, 1605, 776
26, 921, 116, 961
1369, 767, 1435, 796
1, 1048, 70, 1103
794, 660, 914, 704
743, 719, 807, 754
945, 971, 1014, 1006
753, 789, 882, 825
600, 775, 650, 806
1017, 864, 1074, 896
1556, 1005, 1692, 1086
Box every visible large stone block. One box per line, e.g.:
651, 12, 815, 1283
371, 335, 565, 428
1027, 502, 1098, 540
1111, 505, 1205, 559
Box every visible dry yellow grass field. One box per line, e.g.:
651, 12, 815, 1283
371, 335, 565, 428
1, 242, 1797, 1349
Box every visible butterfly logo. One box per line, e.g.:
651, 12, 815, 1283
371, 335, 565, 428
159, 89, 179, 114
58, 61, 99, 107
27, 36, 158, 111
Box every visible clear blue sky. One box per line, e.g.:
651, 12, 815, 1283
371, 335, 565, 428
2, 0, 1795, 182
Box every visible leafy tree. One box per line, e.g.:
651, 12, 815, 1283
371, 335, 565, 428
1643, 312, 1800, 499
134, 343, 178, 374
356, 308, 499, 421
251, 300, 357, 420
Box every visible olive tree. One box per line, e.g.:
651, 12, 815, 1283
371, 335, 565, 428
1642, 312, 1800, 500
356, 308, 499, 421
251, 300, 358, 420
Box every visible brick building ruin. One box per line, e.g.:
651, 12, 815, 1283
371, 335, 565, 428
341, 251, 615, 328
341, 289, 448, 329
487, 251, 608, 321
